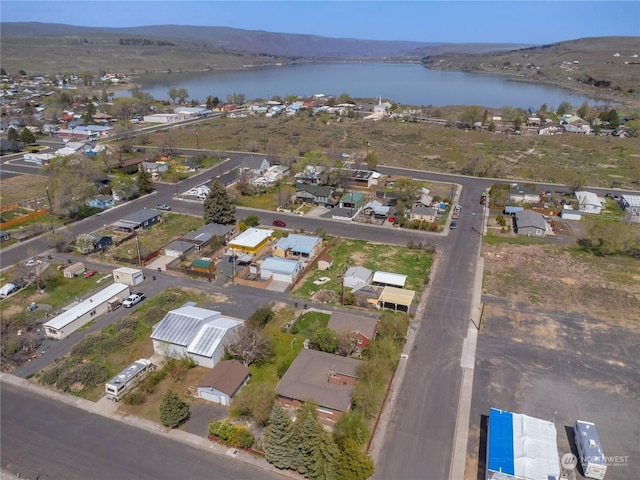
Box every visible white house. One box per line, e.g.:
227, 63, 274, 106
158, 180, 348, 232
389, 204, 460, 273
43, 283, 130, 340
343, 266, 373, 289
151, 304, 243, 368
259, 257, 303, 284
575, 191, 603, 214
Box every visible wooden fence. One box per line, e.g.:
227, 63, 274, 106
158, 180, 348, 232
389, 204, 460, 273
0, 209, 48, 229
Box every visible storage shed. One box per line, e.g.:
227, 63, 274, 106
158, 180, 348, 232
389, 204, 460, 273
63, 262, 85, 278
372, 271, 407, 288
112, 267, 144, 286
43, 283, 130, 339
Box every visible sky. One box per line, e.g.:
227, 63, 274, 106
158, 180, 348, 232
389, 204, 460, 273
1, 1, 638, 45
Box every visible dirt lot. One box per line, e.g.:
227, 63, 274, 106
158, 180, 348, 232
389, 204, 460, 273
466, 243, 640, 480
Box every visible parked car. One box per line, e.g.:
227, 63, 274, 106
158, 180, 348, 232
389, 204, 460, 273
450, 221, 457, 230
156, 204, 172, 211
123, 293, 146, 308
84, 270, 98, 279
24, 259, 42, 267
272, 220, 287, 227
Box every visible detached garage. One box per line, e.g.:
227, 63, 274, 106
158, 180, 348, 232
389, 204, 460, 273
112, 267, 144, 286
63, 262, 85, 278
196, 360, 250, 405
260, 257, 302, 284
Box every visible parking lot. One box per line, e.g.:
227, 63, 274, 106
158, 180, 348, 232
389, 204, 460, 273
466, 296, 640, 480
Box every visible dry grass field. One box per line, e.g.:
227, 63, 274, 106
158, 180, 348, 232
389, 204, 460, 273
147, 113, 640, 190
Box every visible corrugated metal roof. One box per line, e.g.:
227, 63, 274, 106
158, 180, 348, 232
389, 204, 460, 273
44, 283, 129, 331
188, 317, 241, 357
372, 271, 407, 288
151, 307, 220, 346
379, 286, 415, 306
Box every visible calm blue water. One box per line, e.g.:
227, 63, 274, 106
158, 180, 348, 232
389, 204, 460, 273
122, 63, 605, 109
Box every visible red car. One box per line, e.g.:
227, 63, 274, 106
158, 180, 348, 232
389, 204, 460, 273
272, 220, 286, 227
84, 270, 98, 279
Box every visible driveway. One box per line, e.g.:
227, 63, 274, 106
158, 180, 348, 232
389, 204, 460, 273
182, 398, 229, 438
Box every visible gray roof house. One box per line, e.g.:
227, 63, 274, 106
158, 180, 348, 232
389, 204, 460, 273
180, 223, 235, 251
343, 266, 373, 289
327, 311, 379, 349
164, 240, 196, 258
151, 304, 243, 368
275, 349, 362, 428
295, 184, 336, 207
514, 210, 547, 236
239, 157, 270, 176
111, 208, 161, 232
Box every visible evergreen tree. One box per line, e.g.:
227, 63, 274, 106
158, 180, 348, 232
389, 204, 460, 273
7, 127, 19, 142
295, 408, 324, 477
203, 181, 236, 225
316, 430, 339, 480
19, 127, 36, 145
337, 439, 375, 480
159, 391, 190, 428
264, 402, 295, 469
136, 169, 155, 195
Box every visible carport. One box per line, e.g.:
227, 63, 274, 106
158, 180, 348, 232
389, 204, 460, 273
378, 286, 415, 312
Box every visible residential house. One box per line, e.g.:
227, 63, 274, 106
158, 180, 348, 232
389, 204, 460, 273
143, 113, 179, 124
559, 205, 582, 221
508, 185, 540, 204
93, 236, 113, 252
275, 348, 362, 428
294, 184, 336, 207
514, 210, 547, 236
620, 194, 640, 222
111, 209, 161, 232
228, 228, 274, 255
239, 157, 270, 178
362, 200, 391, 220
175, 161, 200, 173
150, 304, 243, 368
410, 205, 438, 222
339, 192, 365, 210
375, 191, 398, 206
327, 311, 379, 349
141, 162, 169, 175
575, 191, 604, 214
343, 266, 373, 289
180, 223, 234, 251
211, 170, 238, 189
273, 234, 322, 259
295, 165, 326, 185
86, 194, 115, 210
195, 360, 250, 405
259, 257, 303, 284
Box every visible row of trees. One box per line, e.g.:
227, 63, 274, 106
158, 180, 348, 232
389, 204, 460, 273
265, 402, 374, 480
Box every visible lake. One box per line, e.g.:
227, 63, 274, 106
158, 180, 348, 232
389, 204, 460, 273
122, 62, 604, 109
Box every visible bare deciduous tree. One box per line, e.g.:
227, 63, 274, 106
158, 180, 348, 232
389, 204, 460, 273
224, 324, 273, 366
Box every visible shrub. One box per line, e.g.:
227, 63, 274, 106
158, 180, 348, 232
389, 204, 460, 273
113, 316, 138, 331
209, 420, 255, 448
116, 328, 136, 346
71, 331, 109, 358
247, 303, 274, 329
159, 391, 190, 428
122, 390, 146, 406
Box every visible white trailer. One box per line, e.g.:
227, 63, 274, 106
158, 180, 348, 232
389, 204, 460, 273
105, 359, 155, 402
575, 420, 607, 479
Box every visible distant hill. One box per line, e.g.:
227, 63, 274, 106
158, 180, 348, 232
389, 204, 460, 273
0, 22, 528, 74
421, 36, 640, 99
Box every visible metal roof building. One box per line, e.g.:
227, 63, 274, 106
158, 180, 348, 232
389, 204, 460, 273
151, 305, 243, 368
486, 407, 560, 480
273, 234, 321, 258
372, 271, 407, 288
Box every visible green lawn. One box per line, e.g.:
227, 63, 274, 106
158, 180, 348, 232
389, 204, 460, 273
294, 239, 433, 302
290, 311, 329, 336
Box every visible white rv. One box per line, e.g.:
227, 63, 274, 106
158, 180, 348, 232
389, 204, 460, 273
105, 359, 155, 402
575, 420, 607, 479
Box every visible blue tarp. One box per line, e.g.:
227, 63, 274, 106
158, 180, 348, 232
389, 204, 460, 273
488, 408, 515, 476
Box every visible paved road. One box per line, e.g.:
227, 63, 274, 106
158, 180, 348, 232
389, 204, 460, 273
372, 173, 485, 480
0, 382, 286, 480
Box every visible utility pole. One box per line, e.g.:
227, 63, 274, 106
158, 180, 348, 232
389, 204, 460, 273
45, 185, 55, 233
135, 232, 142, 266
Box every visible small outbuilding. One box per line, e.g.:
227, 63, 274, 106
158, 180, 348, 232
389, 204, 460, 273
63, 262, 85, 278
259, 257, 303, 284
191, 258, 215, 275
379, 286, 415, 312
112, 267, 144, 286
196, 360, 250, 405
317, 254, 333, 271
372, 271, 407, 288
